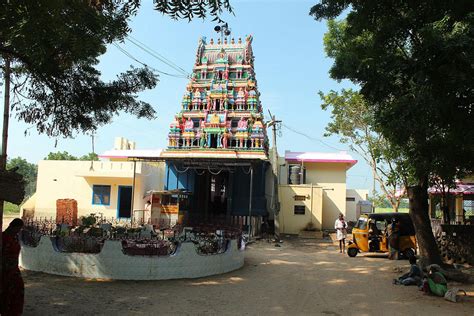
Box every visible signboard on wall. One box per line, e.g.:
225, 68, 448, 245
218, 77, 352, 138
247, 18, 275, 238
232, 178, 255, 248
294, 195, 307, 201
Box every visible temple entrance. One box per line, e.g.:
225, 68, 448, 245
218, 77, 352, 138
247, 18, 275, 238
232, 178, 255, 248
209, 172, 228, 216
193, 170, 229, 221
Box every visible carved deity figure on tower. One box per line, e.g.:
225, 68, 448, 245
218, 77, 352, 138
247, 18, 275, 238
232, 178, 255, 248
237, 117, 248, 130
206, 90, 212, 111
222, 129, 230, 149
192, 88, 201, 110
210, 113, 220, 127
236, 88, 245, 110
184, 117, 194, 131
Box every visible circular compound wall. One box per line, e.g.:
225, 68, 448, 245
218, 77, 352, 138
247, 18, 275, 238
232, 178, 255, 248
20, 237, 244, 280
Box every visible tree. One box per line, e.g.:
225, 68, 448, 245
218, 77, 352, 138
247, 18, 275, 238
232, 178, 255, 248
80, 153, 99, 161
311, 1, 474, 265
44, 151, 99, 161
319, 89, 409, 211
0, 0, 233, 197
6, 157, 37, 198
1, 0, 233, 138
0, 0, 233, 288
45, 151, 78, 161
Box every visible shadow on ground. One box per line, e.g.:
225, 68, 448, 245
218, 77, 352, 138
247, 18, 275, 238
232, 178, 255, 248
22, 238, 474, 315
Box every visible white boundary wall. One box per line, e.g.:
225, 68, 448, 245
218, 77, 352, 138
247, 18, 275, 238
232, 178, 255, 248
20, 238, 244, 280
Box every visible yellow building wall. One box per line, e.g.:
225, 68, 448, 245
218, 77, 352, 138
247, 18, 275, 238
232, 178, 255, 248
278, 185, 323, 234
345, 189, 369, 222
304, 163, 348, 230
33, 160, 164, 220
279, 161, 350, 230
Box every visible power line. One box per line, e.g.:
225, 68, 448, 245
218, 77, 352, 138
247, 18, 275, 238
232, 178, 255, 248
125, 36, 190, 77
64, 4, 191, 78
281, 123, 347, 152
112, 43, 188, 78
127, 35, 190, 77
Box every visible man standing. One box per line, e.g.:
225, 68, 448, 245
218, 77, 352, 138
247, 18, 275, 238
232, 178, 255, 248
335, 214, 347, 253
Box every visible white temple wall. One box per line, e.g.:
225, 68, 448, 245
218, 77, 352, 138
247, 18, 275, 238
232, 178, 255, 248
20, 238, 244, 280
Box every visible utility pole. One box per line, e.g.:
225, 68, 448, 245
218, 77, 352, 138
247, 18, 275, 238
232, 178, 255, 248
0, 56, 11, 301
267, 110, 281, 240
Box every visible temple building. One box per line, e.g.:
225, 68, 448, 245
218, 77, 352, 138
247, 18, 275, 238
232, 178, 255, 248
161, 35, 270, 224
21, 34, 368, 235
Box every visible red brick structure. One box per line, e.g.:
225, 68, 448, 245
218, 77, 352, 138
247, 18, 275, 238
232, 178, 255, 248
56, 199, 78, 226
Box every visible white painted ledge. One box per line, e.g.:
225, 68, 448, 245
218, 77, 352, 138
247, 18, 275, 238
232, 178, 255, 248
20, 238, 244, 280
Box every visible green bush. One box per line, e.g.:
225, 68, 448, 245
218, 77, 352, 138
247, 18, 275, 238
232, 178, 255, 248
375, 207, 409, 213
4, 202, 20, 214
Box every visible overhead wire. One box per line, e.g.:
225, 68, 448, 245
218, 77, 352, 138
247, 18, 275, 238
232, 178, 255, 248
281, 123, 347, 152
127, 35, 190, 77
112, 43, 188, 78
71, 4, 190, 79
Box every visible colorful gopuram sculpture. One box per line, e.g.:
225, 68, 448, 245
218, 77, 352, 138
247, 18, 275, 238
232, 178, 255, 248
167, 35, 268, 153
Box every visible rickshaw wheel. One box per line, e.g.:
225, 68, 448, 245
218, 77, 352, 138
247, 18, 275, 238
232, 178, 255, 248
347, 248, 358, 257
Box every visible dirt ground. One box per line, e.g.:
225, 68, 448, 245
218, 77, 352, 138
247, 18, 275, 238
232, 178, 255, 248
20, 237, 474, 316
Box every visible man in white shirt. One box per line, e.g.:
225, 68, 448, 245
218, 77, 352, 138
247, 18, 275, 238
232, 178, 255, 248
334, 213, 347, 253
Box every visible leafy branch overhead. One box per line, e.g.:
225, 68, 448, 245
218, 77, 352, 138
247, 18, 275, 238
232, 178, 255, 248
319, 89, 409, 211
312, 2, 474, 183
153, 0, 234, 22
0, 0, 233, 138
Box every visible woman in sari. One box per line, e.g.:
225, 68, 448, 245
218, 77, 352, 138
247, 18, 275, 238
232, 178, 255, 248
2, 218, 24, 316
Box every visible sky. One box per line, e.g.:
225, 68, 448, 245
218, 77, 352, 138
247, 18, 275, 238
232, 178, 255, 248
2, 0, 374, 190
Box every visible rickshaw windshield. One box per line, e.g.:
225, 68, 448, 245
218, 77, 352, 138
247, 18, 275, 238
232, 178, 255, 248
356, 217, 368, 230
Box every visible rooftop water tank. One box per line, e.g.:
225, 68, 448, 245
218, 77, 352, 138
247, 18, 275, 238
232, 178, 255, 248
289, 165, 301, 185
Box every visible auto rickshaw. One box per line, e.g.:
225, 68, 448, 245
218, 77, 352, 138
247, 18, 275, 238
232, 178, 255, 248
347, 213, 416, 258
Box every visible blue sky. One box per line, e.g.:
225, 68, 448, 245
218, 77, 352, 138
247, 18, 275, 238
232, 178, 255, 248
3, 0, 373, 190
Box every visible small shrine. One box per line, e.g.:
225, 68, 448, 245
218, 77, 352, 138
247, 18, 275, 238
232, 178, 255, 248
162, 34, 270, 225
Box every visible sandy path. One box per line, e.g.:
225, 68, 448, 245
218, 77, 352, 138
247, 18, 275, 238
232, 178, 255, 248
22, 238, 473, 315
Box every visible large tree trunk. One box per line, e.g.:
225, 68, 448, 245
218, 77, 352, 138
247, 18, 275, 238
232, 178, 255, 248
407, 180, 443, 266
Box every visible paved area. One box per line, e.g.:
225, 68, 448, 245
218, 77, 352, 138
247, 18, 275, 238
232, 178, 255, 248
21, 238, 474, 315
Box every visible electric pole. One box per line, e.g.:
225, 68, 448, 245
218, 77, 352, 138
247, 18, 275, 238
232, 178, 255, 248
267, 110, 281, 240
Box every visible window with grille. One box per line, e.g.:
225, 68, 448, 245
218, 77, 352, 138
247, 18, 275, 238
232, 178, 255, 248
92, 185, 111, 205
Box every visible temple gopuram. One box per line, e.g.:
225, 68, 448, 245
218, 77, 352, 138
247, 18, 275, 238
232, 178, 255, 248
161, 35, 270, 224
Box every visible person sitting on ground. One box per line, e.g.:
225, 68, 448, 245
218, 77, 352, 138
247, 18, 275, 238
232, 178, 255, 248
425, 265, 448, 297
394, 256, 422, 286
